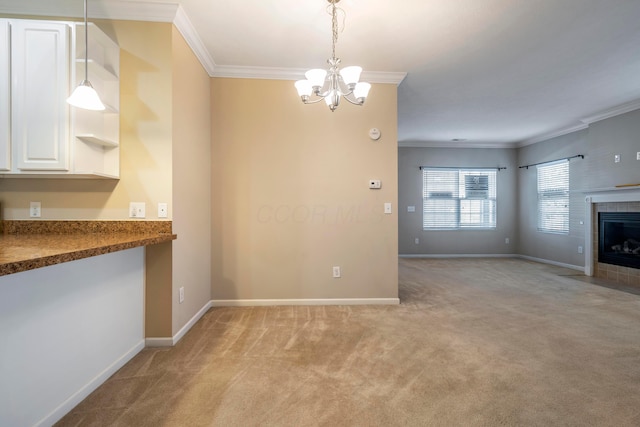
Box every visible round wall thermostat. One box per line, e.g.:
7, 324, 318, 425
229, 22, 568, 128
369, 128, 381, 140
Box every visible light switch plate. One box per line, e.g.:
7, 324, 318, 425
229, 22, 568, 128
129, 202, 146, 218
384, 203, 392, 214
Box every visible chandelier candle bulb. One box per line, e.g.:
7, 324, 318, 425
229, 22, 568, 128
294, 0, 371, 112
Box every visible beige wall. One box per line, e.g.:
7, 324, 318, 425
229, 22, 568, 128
211, 78, 398, 301
171, 27, 212, 334
0, 20, 173, 220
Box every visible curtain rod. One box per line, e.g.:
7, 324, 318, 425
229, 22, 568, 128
518, 154, 584, 170
419, 166, 507, 171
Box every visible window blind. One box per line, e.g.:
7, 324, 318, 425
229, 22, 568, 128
537, 160, 569, 234
422, 168, 497, 230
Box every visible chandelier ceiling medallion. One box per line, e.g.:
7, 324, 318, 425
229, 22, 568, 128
295, 0, 371, 112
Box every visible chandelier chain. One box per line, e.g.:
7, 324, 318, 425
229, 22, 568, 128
331, 1, 338, 60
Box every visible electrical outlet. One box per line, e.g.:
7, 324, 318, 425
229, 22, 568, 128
384, 203, 392, 214
637, 151, 640, 161
129, 202, 146, 218
578, 246, 583, 254
415, 238, 419, 245
179, 286, 184, 303
505, 237, 510, 244
614, 154, 621, 163
158, 202, 168, 218
29, 201, 41, 218
369, 179, 381, 189
332, 266, 341, 278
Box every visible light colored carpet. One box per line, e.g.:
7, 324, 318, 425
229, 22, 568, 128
56, 258, 640, 426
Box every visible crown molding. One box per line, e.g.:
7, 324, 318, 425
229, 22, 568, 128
516, 98, 640, 147
398, 141, 515, 149
0, 0, 179, 22
213, 66, 407, 85
516, 122, 589, 147
173, 5, 216, 76
89, 0, 179, 22
213, 66, 307, 81
580, 98, 640, 124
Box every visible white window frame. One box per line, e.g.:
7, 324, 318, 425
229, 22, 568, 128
422, 168, 497, 230
537, 160, 569, 234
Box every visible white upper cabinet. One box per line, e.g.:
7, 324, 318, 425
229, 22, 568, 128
0, 20, 11, 171
11, 20, 70, 171
1, 19, 120, 179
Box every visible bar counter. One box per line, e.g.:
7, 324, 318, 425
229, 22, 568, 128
0, 220, 176, 276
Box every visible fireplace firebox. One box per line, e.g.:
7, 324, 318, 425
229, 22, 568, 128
598, 212, 640, 269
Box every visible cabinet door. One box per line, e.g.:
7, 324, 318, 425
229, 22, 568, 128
0, 20, 9, 171
11, 20, 70, 171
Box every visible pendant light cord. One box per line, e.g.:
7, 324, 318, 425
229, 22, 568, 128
84, 0, 88, 81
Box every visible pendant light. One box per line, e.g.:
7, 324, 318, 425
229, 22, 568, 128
67, 0, 105, 111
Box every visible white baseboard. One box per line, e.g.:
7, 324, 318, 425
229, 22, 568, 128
399, 253, 517, 259
145, 300, 213, 348
38, 340, 145, 427
211, 298, 400, 307
399, 253, 585, 272
144, 337, 174, 347
517, 255, 584, 272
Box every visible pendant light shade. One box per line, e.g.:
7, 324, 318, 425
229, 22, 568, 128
67, 0, 105, 111
67, 79, 105, 111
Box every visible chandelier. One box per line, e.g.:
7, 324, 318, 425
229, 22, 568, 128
294, 0, 371, 112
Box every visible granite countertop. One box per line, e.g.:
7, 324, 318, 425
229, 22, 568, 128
0, 220, 176, 277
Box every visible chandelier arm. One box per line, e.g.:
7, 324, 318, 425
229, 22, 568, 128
302, 97, 328, 105
342, 94, 364, 106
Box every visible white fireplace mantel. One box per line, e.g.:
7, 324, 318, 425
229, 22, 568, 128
584, 187, 640, 276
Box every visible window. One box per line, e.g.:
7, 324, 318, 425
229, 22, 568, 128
537, 160, 569, 234
422, 168, 497, 230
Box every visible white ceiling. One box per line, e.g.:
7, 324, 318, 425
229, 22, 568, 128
2, 0, 640, 147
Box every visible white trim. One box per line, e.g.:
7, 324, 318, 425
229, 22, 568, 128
213, 65, 307, 81
400, 253, 584, 272
0, 0, 179, 22
399, 253, 517, 258
144, 337, 174, 347
173, 300, 213, 344
516, 255, 584, 272
516, 122, 589, 147
211, 298, 400, 307
173, 5, 216, 76
213, 65, 407, 85
143, 297, 402, 347
398, 141, 515, 149
580, 99, 640, 124
145, 300, 213, 347
583, 188, 640, 276
516, 99, 640, 147
36, 339, 145, 427
362, 70, 407, 85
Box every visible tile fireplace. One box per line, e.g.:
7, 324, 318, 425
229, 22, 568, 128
584, 188, 640, 287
